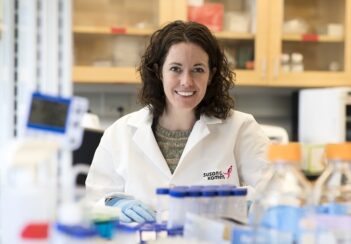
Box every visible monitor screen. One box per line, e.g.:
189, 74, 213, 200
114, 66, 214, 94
27, 93, 71, 133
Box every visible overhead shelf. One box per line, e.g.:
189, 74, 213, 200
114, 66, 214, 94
215, 31, 255, 40
282, 34, 344, 42
73, 26, 154, 36
269, 71, 349, 87
73, 25, 255, 40
73, 66, 349, 87
73, 66, 141, 83
73, 0, 351, 87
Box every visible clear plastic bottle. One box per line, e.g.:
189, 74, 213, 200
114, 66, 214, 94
314, 142, 351, 215
249, 143, 312, 243
167, 187, 188, 229
155, 187, 170, 225
221, 185, 237, 220
200, 186, 218, 216
215, 186, 232, 218
231, 188, 248, 223
187, 186, 202, 215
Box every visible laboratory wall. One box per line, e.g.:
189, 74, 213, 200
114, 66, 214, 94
74, 84, 297, 139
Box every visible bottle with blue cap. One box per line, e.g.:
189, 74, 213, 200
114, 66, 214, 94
187, 186, 203, 215
215, 185, 232, 218
155, 187, 170, 225
167, 186, 188, 229
222, 186, 248, 223
231, 187, 248, 223
200, 186, 218, 216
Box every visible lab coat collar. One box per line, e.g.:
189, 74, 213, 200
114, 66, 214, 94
200, 113, 223, 125
127, 107, 153, 127
128, 108, 172, 177
183, 113, 223, 155
174, 114, 222, 176
127, 107, 224, 178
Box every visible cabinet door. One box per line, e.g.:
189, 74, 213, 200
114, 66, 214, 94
185, 0, 269, 86
268, 0, 351, 87
73, 0, 172, 83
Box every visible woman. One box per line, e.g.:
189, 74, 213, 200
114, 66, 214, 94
85, 20, 269, 223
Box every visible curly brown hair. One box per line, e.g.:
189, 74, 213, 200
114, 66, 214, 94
137, 20, 235, 120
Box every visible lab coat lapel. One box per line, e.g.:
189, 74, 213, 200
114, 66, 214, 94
130, 111, 172, 178
179, 116, 222, 163
181, 119, 210, 158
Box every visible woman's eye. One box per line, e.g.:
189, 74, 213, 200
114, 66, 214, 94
170, 66, 182, 73
193, 67, 205, 73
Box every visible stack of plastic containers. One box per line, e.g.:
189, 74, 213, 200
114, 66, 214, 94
163, 184, 246, 228
249, 143, 312, 243
154, 184, 249, 242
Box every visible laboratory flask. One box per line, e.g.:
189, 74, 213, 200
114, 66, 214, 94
314, 142, 351, 215
249, 143, 312, 243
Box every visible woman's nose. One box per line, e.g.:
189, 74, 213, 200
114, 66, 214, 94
180, 72, 193, 86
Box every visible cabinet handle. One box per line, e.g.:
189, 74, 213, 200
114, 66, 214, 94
273, 58, 280, 79
261, 59, 267, 79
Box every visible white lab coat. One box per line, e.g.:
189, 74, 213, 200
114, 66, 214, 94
85, 107, 269, 209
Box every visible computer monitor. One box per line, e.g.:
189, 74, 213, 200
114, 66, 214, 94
73, 128, 103, 186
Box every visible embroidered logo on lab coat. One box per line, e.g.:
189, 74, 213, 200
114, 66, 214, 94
203, 165, 233, 180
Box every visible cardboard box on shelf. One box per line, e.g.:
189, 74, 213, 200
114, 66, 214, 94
188, 3, 224, 32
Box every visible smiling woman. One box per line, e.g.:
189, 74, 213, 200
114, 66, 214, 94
85, 20, 270, 224
159, 42, 211, 130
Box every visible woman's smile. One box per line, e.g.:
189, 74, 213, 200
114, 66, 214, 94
175, 90, 196, 97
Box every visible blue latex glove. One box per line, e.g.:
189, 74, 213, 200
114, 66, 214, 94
109, 198, 156, 223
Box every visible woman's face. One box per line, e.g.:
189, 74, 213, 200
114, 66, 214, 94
161, 42, 211, 114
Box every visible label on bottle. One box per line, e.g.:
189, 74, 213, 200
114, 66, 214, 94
259, 204, 306, 243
